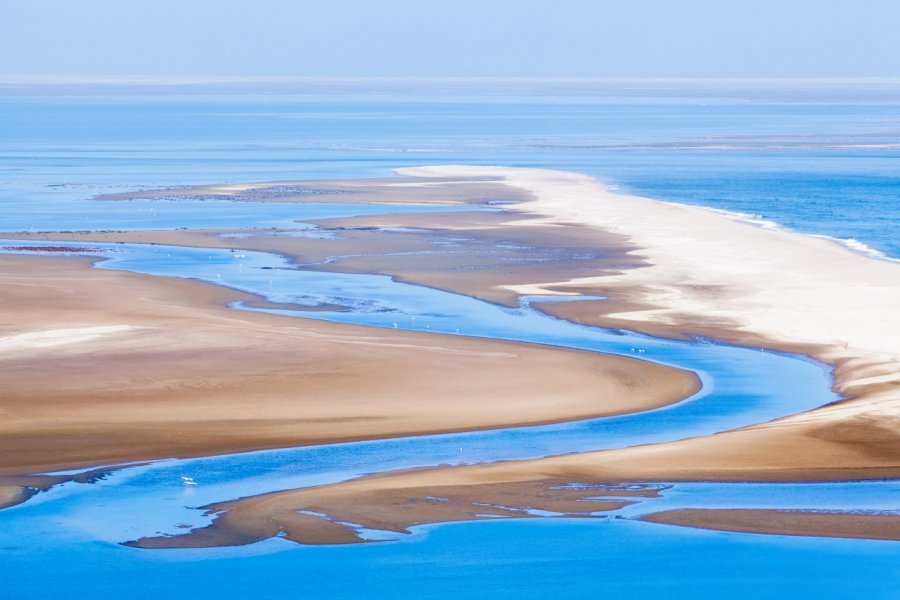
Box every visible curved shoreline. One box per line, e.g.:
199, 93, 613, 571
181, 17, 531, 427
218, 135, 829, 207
396, 166, 900, 446
0, 252, 699, 478
2, 166, 897, 545
143, 166, 891, 480
0, 485, 36, 510
642, 509, 900, 542
117, 165, 899, 546
234, 165, 894, 542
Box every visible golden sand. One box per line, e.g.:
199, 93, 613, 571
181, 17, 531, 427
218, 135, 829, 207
5, 167, 898, 543
0, 254, 697, 476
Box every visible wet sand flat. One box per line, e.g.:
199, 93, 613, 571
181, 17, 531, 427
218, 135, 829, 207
128, 476, 665, 548
3, 188, 640, 308
134, 413, 900, 547
0, 485, 33, 510
0, 253, 698, 477
5, 167, 899, 544
92, 176, 514, 206
642, 509, 900, 541
29, 167, 896, 483
113, 167, 900, 545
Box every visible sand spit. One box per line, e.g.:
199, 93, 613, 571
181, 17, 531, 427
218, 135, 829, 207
395, 166, 900, 464
0, 253, 697, 478
0, 325, 136, 352
399, 166, 900, 372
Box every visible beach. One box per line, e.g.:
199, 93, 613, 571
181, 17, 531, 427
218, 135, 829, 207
2, 166, 898, 546
67, 165, 897, 547
5, 0, 900, 585
0, 251, 697, 479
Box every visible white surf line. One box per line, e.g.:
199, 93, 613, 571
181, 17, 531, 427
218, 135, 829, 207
0, 325, 137, 352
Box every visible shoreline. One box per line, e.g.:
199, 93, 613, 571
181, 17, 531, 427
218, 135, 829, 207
0, 485, 36, 510
120, 166, 900, 546
3, 166, 900, 478
642, 509, 900, 542
3, 166, 898, 544
398, 166, 900, 434
0, 252, 698, 478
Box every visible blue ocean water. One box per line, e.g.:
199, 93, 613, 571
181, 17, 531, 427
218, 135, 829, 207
1, 86, 899, 597
2, 91, 898, 256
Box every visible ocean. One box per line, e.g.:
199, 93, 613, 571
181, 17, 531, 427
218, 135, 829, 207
1, 83, 898, 598
2, 86, 899, 257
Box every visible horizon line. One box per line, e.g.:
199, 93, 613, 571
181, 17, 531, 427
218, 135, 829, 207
5, 75, 900, 85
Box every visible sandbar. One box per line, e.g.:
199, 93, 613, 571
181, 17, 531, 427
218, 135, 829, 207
6, 166, 899, 544
125, 166, 900, 545
128, 477, 665, 548
0, 253, 697, 477
642, 509, 900, 541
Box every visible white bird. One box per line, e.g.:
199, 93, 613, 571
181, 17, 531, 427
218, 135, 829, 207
181, 476, 197, 486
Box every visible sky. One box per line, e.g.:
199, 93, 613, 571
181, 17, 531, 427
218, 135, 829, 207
2, 0, 900, 79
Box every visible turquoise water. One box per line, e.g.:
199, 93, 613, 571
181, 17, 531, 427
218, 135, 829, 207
1, 89, 899, 596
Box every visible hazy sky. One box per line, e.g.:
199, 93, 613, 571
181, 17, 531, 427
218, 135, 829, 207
3, 0, 900, 78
